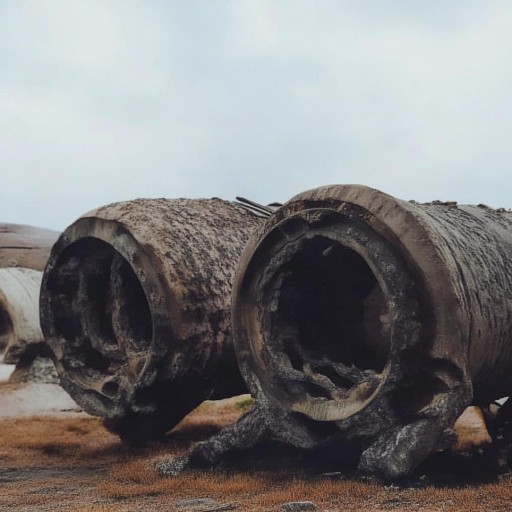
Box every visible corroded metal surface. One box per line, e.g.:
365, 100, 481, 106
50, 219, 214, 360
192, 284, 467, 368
0, 223, 59, 271
40, 198, 261, 441
190, 185, 512, 479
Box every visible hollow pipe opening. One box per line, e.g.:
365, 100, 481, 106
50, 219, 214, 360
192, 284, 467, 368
274, 237, 390, 376
44, 237, 153, 389
240, 210, 420, 422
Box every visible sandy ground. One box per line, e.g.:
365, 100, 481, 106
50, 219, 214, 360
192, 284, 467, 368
0, 381, 84, 419
1, 368, 512, 511
0, 353, 81, 419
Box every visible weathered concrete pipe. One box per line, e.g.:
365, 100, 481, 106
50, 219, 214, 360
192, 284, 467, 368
0, 268, 44, 361
40, 198, 262, 441
0, 223, 59, 271
190, 185, 512, 479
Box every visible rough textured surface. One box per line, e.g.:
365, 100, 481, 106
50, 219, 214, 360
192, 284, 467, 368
281, 502, 317, 511
40, 198, 261, 441
0, 223, 58, 271
190, 185, 512, 480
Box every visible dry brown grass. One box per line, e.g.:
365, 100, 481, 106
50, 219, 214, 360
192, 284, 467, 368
1, 400, 512, 511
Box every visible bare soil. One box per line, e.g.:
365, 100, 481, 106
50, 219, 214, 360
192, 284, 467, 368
0, 381, 511, 511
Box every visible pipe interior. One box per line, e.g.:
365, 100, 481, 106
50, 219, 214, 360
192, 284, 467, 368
0, 305, 14, 352
46, 237, 152, 383
267, 236, 391, 395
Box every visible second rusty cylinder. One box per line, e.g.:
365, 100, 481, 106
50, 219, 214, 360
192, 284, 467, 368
40, 198, 261, 441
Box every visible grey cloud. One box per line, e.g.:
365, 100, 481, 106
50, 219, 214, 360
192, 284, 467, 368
1, 1, 511, 230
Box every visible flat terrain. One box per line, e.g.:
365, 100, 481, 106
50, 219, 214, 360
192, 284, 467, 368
1, 381, 511, 511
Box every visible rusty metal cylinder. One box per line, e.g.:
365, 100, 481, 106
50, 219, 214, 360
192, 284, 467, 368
231, 184, 512, 478
40, 198, 261, 441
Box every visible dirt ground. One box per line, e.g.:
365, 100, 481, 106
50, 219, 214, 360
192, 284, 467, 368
1, 380, 512, 511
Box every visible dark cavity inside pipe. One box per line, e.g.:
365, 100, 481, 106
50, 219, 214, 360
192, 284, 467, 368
267, 236, 391, 399
0, 306, 14, 351
45, 237, 152, 387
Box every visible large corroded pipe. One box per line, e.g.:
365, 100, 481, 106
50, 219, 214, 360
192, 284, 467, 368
0, 268, 44, 361
40, 198, 262, 441
0, 223, 59, 271
190, 185, 512, 479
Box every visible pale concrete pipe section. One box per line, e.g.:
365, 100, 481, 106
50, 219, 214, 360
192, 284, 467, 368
0, 268, 44, 363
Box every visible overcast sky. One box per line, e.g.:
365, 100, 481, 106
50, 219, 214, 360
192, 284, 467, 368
1, 1, 511, 231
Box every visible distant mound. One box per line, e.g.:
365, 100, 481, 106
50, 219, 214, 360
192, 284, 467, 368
0, 223, 59, 271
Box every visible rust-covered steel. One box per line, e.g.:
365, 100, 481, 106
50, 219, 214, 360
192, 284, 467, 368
189, 184, 512, 480
0, 223, 59, 271
40, 198, 262, 441
0, 267, 44, 362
